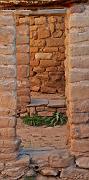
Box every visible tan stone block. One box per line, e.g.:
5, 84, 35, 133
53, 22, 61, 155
40, 60, 57, 67
0, 66, 16, 78
70, 44, 89, 56
69, 56, 89, 68
0, 79, 16, 91
53, 30, 63, 38
35, 53, 52, 60
0, 93, 16, 110
6, 155, 29, 168
17, 45, 29, 53
69, 99, 89, 113
30, 47, 38, 53
30, 39, 45, 47
38, 26, 50, 39
0, 152, 18, 161
19, 17, 30, 24
0, 45, 15, 55
49, 23, 55, 33
30, 17, 35, 25
46, 67, 57, 72
71, 139, 89, 153
68, 68, 89, 82
17, 65, 29, 79
16, 34, 29, 45
49, 150, 74, 168
40, 167, 59, 176
0, 128, 16, 138
60, 166, 89, 179
0, 117, 16, 128
70, 124, 89, 139
0, 55, 16, 65
35, 17, 46, 25
68, 81, 89, 101
69, 112, 89, 124
30, 25, 38, 31
70, 15, 89, 28
17, 53, 29, 65
0, 26, 15, 44
30, 60, 39, 67
0, 15, 15, 26
43, 47, 58, 52
41, 86, 56, 94
17, 24, 29, 35
76, 157, 89, 169
46, 38, 64, 47
33, 67, 45, 73
38, 111, 53, 117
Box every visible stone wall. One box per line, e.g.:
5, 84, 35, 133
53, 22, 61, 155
65, 3, 89, 170
0, 4, 89, 179
30, 15, 65, 97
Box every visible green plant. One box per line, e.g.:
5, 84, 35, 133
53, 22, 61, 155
23, 112, 67, 127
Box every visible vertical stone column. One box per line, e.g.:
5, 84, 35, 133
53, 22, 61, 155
16, 15, 30, 115
0, 11, 20, 161
65, 4, 89, 168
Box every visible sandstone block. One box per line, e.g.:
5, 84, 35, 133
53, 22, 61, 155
69, 112, 89, 124
17, 65, 29, 79
0, 65, 16, 78
46, 38, 64, 47
0, 15, 15, 26
49, 150, 74, 168
16, 34, 29, 45
35, 53, 52, 60
68, 81, 89, 101
17, 24, 29, 35
76, 157, 89, 169
71, 139, 89, 153
40, 168, 59, 176
60, 166, 89, 179
0, 26, 15, 44
69, 99, 89, 113
0, 94, 16, 110
68, 68, 89, 83
38, 27, 50, 39
35, 17, 46, 25
70, 15, 89, 28
17, 53, 29, 65
70, 124, 89, 139
0, 55, 16, 65
17, 45, 29, 53
0, 79, 16, 91
0, 45, 15, 55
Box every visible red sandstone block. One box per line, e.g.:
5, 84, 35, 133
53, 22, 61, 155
17, 53, 29, 65
17, 65, 29, 79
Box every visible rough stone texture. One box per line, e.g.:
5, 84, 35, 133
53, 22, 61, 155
30, 15, 65, 97
17, 118, 69, 149
16, 16, 30, 114
65, 3, 89, 170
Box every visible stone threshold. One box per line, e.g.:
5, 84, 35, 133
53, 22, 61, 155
27, 97, 66, 108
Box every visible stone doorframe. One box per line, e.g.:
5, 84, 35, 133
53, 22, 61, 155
0, 2, 89, 175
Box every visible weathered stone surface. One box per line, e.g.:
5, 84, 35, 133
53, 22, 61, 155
60, 166, 89, 179
71, 139, 89, 153
49, 150, 74, 168
35, 53, 52, 60
70, 124, 89, 139
40, 167, 59, 176
76, 157, 89, 169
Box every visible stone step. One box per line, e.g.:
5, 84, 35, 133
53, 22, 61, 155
19, 148, 74, 169
27, 98, 66, 108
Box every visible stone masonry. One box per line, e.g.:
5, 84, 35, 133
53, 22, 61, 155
0, 2, 89, 180
30, 15, 65, 96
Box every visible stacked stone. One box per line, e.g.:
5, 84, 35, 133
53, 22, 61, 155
30, 15, 65, 96
0, 12, 20, 161
16, 15, 30, 114
65, 4, 89, 169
